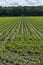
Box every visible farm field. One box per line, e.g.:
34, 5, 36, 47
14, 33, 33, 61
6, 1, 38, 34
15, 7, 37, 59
0, 17, 43, 65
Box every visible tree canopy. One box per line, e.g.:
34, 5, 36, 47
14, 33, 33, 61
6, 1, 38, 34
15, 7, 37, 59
0, 6, 43, 16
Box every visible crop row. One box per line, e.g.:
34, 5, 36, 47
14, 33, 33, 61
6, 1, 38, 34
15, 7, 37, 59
0, 17, 43, 65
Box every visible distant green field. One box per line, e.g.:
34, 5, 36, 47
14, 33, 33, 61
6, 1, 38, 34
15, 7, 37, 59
0, 17, 43, 65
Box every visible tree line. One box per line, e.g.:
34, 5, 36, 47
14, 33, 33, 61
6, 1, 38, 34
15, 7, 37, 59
0, 6, 43, 16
